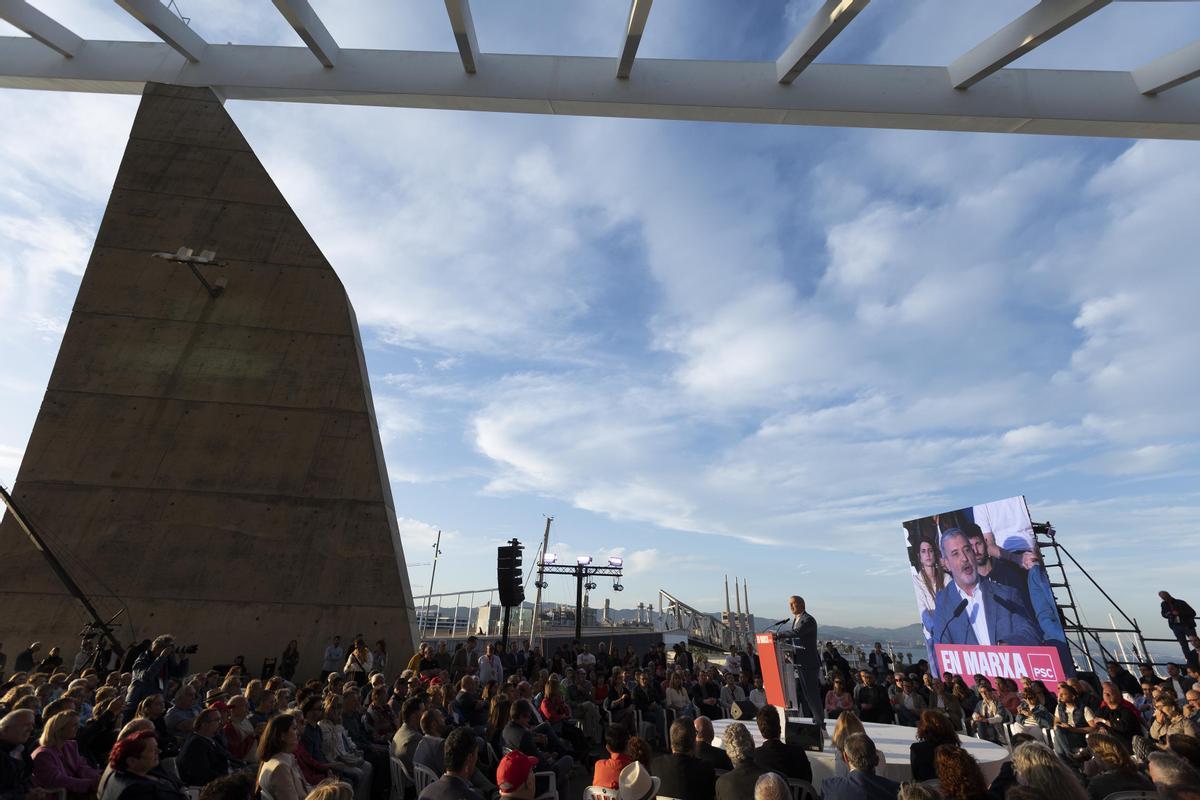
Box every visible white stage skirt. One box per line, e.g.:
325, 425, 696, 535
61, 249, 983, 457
711, 717, 1010, 785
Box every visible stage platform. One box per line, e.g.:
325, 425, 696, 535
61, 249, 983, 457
711, 716, 1009, 785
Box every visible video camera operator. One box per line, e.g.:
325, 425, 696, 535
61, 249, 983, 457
123, 635, 192, 723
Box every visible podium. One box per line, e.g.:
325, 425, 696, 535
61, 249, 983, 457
755, 632, 797, 710
756, 631, 825, 751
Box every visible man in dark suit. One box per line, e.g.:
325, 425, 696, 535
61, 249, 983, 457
1161, 591, 1198, 660
417, 728, 483, 800
651, 719, 716, 800
820, 733, 900, 800
779, 595, 823, 729
177, 708, 230, 786
930, 529, 1041, 650
753, 705, 811, 781
693, 717, 733, 772
500, 700, 571, 796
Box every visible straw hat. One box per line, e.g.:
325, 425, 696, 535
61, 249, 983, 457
618, 762, 655, 800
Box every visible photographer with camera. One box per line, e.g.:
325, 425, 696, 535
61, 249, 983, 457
124, 636, 191, 723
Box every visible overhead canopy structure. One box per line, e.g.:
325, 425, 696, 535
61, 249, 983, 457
0, 0, 1198, 139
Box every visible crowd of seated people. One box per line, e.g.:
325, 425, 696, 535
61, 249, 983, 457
4, 632, 1200, 800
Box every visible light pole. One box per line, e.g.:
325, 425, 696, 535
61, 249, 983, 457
422, 530, 442, 636
539, 555, 624, 642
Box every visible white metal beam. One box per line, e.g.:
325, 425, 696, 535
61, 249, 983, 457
776, 0, 870, 84
617, 0, 652, 79
948, 0, 1111, 90
444, 0, 478, 74
271, 0, 338, 68
0, 0, 83, 57
0, 38, 1198, 140
1133, 39, 1200, 94
114, 0, 207, 63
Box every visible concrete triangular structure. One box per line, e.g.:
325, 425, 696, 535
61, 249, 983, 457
0, 83, 417, 674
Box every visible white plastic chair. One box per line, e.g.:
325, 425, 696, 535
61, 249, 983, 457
533, 770, 557, 800
582, 787, 619, 799
788, 778, 818, 800
256, 762, 276, 800
661, 706, 676, 746
388, 755, 413, 800
413, 763, 438, 793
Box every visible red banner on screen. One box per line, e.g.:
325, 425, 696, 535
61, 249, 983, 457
934, 644, 1067, 690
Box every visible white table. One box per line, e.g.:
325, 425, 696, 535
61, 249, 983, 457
711, 717, 1010, 785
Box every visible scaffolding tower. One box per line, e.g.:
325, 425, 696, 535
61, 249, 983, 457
1035, 522, 1178, 673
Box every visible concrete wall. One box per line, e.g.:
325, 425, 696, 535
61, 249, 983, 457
0, 83, 417, 678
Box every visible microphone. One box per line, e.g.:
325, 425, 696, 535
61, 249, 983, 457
938, 598, 969, 643
771, 618, 788, 627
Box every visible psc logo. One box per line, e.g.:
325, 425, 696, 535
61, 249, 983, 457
1028, 653, 1057, 680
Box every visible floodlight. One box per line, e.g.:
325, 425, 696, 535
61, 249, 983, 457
576, 555, 592, 566
613, 582, 624, 592
608, 556, 623, 568
543, 552, 557, 565
585, 581, 597, 591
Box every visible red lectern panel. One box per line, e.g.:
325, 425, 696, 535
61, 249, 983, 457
756, 632, 787, 707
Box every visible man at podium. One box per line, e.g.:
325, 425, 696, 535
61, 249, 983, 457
779, 595, 824, 729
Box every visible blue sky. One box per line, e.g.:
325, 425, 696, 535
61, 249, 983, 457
2, 1, 1200, 634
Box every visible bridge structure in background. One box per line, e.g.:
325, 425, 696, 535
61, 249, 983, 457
414, 585, 738, 651
0, 0, 1199, 139
658, 589, 737, 652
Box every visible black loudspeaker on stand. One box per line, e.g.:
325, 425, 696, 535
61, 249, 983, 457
496, 539, 524, 649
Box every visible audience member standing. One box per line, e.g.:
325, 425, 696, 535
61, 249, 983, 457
477, 645, 503, 687
868, 644, 892, 683
1162, 591, 1199, 660
343, 640, 373, 688
125, 637, 189, 723
321, 637, 345, 683
13, 643, 40, 674
279, 641, 300, 682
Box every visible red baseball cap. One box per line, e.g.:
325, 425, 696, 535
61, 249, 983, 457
495, 751, 538, 792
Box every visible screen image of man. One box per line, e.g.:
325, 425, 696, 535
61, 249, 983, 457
930, 528, 1041, 649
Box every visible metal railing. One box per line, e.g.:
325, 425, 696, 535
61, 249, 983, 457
415, 588, 658, 641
